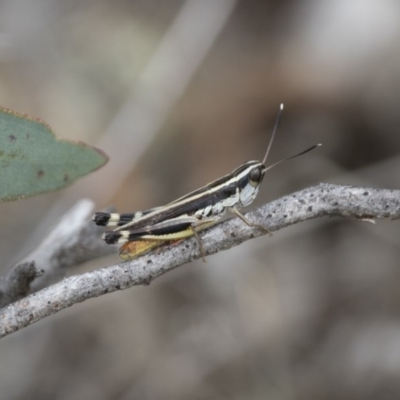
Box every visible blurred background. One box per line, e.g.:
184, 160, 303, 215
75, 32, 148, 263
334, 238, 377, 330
1, 0, 400, 399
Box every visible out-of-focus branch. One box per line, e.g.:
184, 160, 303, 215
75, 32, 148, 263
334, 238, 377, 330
0, 262, 42, 308
77, 0, 239, 203
0, 183, 399, 339
2, 200, 116, 303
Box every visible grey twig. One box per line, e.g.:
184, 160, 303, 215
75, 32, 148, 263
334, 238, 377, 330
0, 183, 399, 339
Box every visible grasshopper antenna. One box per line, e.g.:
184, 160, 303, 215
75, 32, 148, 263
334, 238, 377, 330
262, 103, 284, 165
263, 143, 322, 173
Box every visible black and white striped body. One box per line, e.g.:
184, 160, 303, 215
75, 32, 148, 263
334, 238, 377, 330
93, 160, 265, 245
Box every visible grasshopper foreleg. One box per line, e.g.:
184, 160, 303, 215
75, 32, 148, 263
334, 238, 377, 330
229, 207, 272, 236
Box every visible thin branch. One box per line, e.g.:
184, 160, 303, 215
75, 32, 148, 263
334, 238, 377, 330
0, 183, 399, 339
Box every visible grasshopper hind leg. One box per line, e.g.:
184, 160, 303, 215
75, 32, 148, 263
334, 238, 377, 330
191, 228, 207, 262
190, 216, 223, 262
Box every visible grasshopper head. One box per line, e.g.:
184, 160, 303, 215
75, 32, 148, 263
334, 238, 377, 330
236, 161, 265, 207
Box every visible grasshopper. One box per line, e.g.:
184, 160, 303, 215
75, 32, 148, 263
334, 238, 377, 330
93, 104, 320, 261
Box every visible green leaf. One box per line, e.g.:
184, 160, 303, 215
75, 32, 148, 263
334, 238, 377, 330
0, 107, 108, 202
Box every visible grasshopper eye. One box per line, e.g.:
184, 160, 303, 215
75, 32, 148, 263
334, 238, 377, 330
249, 166, 262, 186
